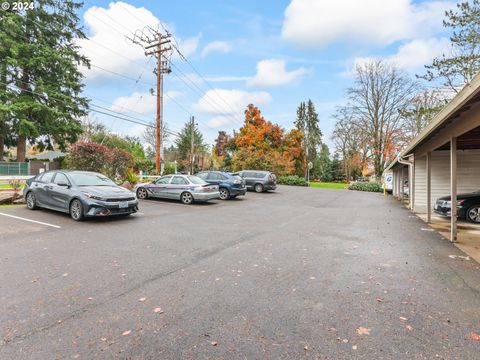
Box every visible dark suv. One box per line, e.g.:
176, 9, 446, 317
196, 171, 247, 200
237, 170, 277, 192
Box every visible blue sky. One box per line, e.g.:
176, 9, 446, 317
77, 0, 456, 150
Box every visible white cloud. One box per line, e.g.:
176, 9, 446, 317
78, 2, 200, 80
388, 37, 451, 70
201, 41, 232, 58
194, 89, 272, 115
247, 59, 308, 88
344, 37, 452, 76
206, 115, 243, 128
282, 0, 454, 48
177, 33, 202, 58
204, 76, 251, 82
110, 90, 182, 115
193, 89, 272, 128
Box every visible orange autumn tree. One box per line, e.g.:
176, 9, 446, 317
229, 104, 304, 176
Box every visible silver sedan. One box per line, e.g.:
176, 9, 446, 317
134, 174, 220, 204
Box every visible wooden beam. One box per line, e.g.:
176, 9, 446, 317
450, 137, 457, 242
426, 152, 431, 223
415, 102, 480, 157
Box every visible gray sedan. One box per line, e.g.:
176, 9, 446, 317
134, 174, 220, 204
23, 170, 139, 221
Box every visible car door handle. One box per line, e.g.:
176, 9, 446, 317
45, 185, 53, 190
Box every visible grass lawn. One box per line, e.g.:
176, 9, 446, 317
0, 203, 24, 208
0, 183, 25, 189
309, 182, 348, 190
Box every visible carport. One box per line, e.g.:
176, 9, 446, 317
388, 72, 480, 245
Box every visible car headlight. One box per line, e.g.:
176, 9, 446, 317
234, 180, 241, 184
82, 192, 106, 201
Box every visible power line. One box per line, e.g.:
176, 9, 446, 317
169, 63, 244, 126
171, 39, 243, 122
0, 80, 179, 138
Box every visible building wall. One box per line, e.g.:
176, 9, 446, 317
414, 150, 480, 213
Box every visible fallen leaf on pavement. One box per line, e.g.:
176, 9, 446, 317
406, 325, 413, 331
399, 317, 408, 321
376, 298, 383, 302
153, 307, 164, 313
210, 341, 218, 346
342, 338, 349, 343
122, 330, 131, 336
62, 273, 68, 277
356, 327, 371, 336
352, 345, 357, 350
139, 297, 146, 302
469, 332, 480, 341
100, 337, 107, 342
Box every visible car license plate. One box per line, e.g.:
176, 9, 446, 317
119, 201, 128, 208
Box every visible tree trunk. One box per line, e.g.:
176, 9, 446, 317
17, 135, 26, 162
0, 134, 4, 161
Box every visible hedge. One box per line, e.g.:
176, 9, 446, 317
277, 175, 307, 186
348, 182, 383, 192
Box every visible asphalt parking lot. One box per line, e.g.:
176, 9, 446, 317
1, 186, 479, 359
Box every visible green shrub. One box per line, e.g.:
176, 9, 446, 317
277, 175, 307, 186
348, 182, 382, 192
124, 169, 140, 185
163, 162, 176, 175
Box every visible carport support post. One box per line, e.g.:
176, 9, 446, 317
426, 152, 431, 223
400, 166, 404, 202
410, 157, 415, 211
450, 137, 457, 242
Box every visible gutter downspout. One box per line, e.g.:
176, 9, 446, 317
397, 155, 413, 205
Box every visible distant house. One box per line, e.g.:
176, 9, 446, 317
27, 150, 65, 161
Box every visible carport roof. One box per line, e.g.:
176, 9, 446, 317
386, 71, 480, 172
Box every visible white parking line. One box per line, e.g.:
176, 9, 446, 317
0, 212, 61, 229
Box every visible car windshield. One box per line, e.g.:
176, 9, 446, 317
187, 176, 206, 184
70, 173, 116, 186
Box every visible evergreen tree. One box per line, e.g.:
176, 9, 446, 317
315, 143, 333, 181
294, 100, 322, 175
419, 0, 480, 92
175, 120, 207, 164
0, 0, 89, 161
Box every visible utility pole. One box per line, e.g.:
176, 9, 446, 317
190, 116, 195, 175
129, 28, 172, 174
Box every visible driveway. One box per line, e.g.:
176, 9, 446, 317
1, 186, 479, 359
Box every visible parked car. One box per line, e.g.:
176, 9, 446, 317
236, 170, 277, 192
434, 192, 480, 223
134, 174, 220, 204
23, 170, 139, 221
196, 171, 246, 200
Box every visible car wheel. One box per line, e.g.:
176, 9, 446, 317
136, 187, 148, 199
70, 199, 84, 221
26, 192, 38, 210
467, 205, 480, 223
254, 183, 264, 193
219, 187, 230, 200
181, 192, 194, 205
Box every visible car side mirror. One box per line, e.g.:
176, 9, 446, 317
58, 182, 70, 188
